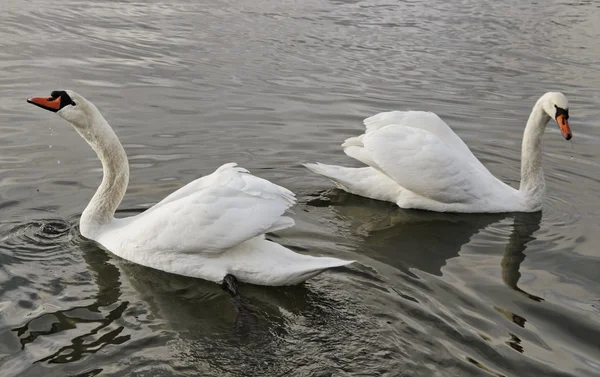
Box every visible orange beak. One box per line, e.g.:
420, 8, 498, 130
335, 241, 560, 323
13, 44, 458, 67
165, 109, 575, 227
27, 95, 62, 113
556, 114, 572, 140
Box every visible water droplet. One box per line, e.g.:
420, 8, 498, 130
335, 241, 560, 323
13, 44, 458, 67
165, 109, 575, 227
569, 140, 574, 160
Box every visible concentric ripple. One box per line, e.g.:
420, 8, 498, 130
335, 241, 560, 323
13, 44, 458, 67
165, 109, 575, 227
0, 219, 76, 263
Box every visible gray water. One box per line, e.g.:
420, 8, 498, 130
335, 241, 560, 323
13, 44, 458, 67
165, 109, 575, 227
1, 0, 599, 376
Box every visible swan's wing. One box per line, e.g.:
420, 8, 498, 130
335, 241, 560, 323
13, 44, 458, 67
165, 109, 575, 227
362, 111, 474, 159
359, 125, 491, 204
147, 163, 241, 211
121, 163, 296, 254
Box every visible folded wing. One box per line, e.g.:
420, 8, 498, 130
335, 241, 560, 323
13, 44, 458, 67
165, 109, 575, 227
120, 163, 296, 254
362, 110, 475, 159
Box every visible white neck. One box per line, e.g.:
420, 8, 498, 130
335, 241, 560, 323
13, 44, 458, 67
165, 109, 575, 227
75, 112, 129, 238
518, 100, 551, 209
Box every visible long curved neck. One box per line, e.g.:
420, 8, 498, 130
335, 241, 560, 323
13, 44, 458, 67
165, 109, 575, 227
76, 112, 129, 238
519, 101, 550, 208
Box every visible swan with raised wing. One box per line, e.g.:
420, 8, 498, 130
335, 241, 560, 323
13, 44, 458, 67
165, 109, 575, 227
305, 92, 572, 213
27, 90, 353, 291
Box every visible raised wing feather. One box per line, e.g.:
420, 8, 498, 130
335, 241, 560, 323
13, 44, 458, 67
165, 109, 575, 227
361, 126, 491, 204
115, 163, 296, 254
148, 163, 245, 211
363, 111, 475, 159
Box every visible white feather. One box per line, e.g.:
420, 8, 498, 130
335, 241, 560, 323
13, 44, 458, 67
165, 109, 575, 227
307, 92, 571, 213
38, 90, 353, 286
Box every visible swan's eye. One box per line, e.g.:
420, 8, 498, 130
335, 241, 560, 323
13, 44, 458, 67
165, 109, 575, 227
554, 105, 569, 120
59, 92, 76, 107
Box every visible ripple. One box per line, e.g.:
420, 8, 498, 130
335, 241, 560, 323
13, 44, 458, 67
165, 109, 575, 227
0, 219, 75, 263
543, 195, 581, 228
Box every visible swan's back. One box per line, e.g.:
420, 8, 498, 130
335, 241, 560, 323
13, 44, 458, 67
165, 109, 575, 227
336, 110, 521, 210
98, 163, 297, 257
363, 111, 475, 160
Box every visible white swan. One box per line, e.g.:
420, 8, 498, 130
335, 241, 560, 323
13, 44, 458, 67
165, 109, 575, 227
27, 90, 353, 287
305, 92, 572, 213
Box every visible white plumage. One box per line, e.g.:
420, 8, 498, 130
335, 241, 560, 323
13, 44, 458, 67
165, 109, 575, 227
28, 90, 353, 286
306, 92, 572, 213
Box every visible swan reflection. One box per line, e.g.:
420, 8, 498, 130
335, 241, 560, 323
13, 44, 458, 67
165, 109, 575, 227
308, 189, 543, 300
9, 215, 353, 374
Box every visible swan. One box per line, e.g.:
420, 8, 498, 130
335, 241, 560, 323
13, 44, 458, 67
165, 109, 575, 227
305, 92, 572, 213
27, 90, 353, 290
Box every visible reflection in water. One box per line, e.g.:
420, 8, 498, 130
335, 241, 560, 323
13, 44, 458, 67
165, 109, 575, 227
494, 306, 527, 328
8, 216, 364, 375
5, 193, 551, 375
12, 238, 126, 365
310, 190, 600, 374
307, 190, 576, 374
10, 226, 282, 363
309, 190, 546, 304
506, 333, 524, 354
501, 212, 543, 302
308, 189, 543, 294
306, 190, 502, 274
112, 247, 367, 376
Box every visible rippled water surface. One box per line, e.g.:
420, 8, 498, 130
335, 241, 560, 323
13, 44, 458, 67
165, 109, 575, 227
1, 0, 599, 376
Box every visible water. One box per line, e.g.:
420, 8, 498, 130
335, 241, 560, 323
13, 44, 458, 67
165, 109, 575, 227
1, 0, 599, 375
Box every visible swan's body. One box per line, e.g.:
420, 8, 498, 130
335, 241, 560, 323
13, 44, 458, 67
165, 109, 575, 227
28, 90, 353, 286
90, 162, 351, 285
306, 92, 572, 213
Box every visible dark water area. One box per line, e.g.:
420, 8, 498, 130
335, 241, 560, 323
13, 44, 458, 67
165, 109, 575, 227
0, 0, 599, 376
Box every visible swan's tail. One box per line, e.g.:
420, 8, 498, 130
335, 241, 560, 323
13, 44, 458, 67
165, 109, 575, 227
227, 237, 354, 286
304, 162, 356, 191
304, 162, 402, 203
282, 255, 355, 285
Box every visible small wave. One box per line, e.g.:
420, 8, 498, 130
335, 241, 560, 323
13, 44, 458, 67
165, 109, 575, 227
542, 195, 581, 229
0, 219, 76, 263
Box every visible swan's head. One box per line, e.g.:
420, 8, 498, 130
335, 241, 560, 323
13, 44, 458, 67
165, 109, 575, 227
540, 92, 572, 140
27, 90, 97, 129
